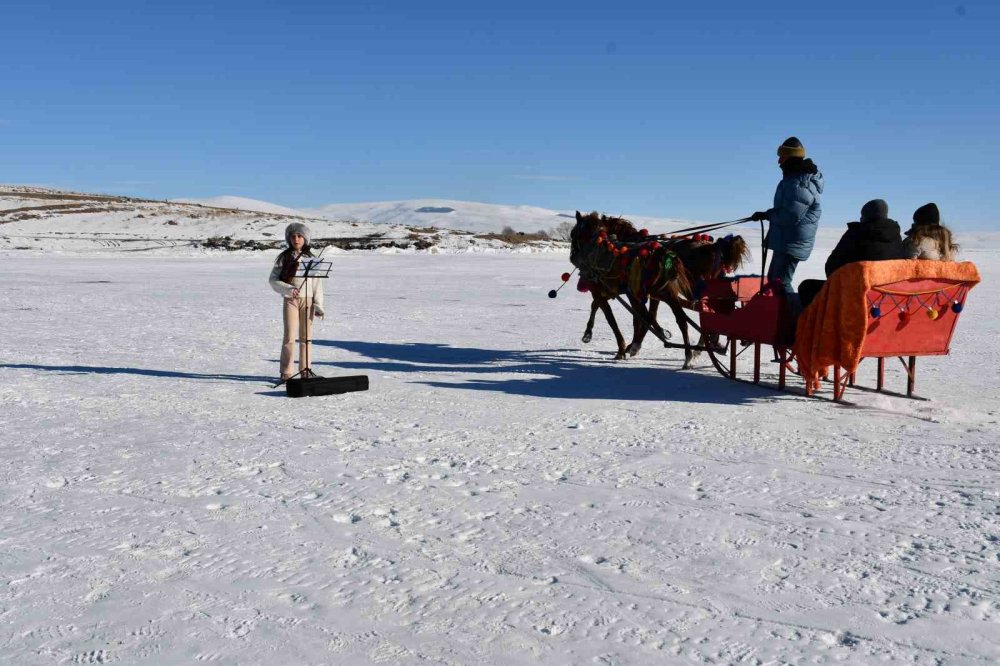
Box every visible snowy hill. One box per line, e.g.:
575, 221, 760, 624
307, 198, 578, 234
305, 198, 690, 235
170, 195, 312, 217
0, 187, 564, 255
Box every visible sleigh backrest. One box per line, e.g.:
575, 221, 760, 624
861, 278, 974, 357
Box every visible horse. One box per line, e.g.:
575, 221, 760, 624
630, 234, 751, 367
570, 210, 751, 366
571, 211, 705, 360
571, 211, 665, 359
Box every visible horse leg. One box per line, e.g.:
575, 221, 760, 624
665, 296, 696, 368
628, 297, 663, 356
582, 297, 599, 343
597, 299, 628, 360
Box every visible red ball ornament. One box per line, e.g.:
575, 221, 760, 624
639, 248, 649, 257
651, 241, 661, 250
561, 272, 571, 282
640, 228, 649, 237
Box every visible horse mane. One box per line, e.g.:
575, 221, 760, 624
573, 211, 641, 240
598, 214, 640, 240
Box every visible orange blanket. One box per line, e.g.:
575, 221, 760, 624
793, 260, 981, 390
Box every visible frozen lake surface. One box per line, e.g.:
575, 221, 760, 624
1, 252, 998, 664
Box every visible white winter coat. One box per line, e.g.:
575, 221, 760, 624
269, 253, 325, 316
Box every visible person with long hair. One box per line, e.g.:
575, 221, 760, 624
268, 222, 325, 381
904, 203, 960, 261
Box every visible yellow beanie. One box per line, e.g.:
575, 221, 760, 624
777, 136, 806, 158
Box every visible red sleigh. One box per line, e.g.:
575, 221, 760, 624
696, 260, 981, 401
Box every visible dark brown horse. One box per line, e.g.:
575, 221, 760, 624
570, 210, 750, 366
571, 211, 652, 358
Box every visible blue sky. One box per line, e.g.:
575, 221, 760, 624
2, 1, 997, 229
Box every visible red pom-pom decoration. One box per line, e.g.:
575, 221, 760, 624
639, 248, 649, 257
561, 272, 571, 282
651, 241, 661, 250
640, 229, 649, 237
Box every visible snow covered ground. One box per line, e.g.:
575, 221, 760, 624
1, 247, 998, 664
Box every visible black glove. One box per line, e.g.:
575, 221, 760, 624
750, 211, 769, 222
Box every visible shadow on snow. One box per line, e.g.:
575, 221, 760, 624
315, 339, 768, 404
0, 363, 271, 384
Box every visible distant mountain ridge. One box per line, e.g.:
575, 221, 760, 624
5, 185, 999, 255
171, 196, 311, 218
0, 186, 567, 254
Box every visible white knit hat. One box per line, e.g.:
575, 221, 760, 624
284, 222, 311, 246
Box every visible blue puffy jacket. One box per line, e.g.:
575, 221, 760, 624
765, 159, 824, 261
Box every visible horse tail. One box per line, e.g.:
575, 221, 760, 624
672, 258, 693, 301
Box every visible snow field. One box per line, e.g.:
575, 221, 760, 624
1, 252, 998, 665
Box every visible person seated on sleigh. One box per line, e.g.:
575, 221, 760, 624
903, 202, 960, 261
798, 199, 907, 310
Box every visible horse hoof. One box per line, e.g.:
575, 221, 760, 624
614, 352, 627, 360
582, 332, 592, 343
627, 344, 640, 357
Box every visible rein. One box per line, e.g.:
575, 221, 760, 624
649, 216, 753, 240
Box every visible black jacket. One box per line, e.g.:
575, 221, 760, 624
825, 218, 907, 277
